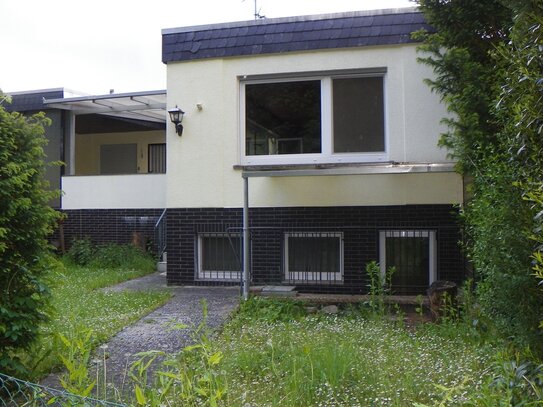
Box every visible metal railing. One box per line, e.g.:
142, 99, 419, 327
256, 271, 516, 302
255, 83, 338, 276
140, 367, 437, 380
155, 208, 167, 262
0, 373, 125, 407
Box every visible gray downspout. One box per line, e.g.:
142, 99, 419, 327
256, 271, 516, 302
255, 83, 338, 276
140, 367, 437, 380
242, 175, 250, 300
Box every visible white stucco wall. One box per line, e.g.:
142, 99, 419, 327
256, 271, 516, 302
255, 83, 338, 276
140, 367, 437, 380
61, 174, 166, 209
166, 44, 461, 208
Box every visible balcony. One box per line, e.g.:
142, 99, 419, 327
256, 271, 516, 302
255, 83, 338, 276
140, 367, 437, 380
61, 174, 166, 210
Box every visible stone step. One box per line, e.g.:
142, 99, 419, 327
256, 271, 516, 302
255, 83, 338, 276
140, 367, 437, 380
260, 285, 297, 297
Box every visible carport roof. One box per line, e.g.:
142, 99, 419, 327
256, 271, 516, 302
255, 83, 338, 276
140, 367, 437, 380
44, 89, 167, 123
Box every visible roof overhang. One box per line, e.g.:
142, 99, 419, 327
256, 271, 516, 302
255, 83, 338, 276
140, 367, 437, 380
44, 89, 167, 123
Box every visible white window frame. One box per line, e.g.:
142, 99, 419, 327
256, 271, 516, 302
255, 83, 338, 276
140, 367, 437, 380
197, 233, 241, 281
284, 232, 344, 283
240, 72, 388, 166
378, 230, 437, 285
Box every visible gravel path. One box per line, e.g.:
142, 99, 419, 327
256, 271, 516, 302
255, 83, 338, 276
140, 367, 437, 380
41, 272, 240, 393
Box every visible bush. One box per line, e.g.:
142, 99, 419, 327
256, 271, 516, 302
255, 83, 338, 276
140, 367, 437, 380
0, 103, 61, 375
66, 239, 155, 271
66, 237, 95, 266
235, 296, 306, 324
90, 244, 155, 271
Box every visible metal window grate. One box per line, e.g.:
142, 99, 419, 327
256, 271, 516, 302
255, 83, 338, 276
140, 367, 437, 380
197, 232, 242, 281
284, 231, 343, 284
379, 230, 437, 295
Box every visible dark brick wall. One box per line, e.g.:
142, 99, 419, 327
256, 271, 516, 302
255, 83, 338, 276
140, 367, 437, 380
166, 205, 465, 294
52, 209, 164, 254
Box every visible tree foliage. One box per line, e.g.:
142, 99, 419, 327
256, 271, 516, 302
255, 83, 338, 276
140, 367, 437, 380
0, 94, 61, 375
416, 1, 543, 349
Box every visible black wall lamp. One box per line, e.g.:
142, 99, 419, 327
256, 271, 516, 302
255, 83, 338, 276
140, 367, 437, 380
168, 106, 185, 136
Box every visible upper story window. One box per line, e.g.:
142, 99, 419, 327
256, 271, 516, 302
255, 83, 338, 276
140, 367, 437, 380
241, 71, 386, 165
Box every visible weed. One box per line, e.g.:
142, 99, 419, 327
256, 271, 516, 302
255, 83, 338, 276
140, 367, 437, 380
365, 260, 395, 315
218, 303, 497, 406
66, 237, 95, 266
234, 296, 306, 324
90, 244, 155, 271
415, 294, 426, 318
20, 260, 170, 379
56, 327, 96, 397
65, 240, 155, 272
128, 300, 227, 406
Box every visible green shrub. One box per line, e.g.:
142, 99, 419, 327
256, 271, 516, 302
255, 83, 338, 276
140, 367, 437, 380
235, 296, 306, 324
66, 240, 155, 271
66, 237, 95, 266
0, 103, 61, 376
90, 244, 155, 271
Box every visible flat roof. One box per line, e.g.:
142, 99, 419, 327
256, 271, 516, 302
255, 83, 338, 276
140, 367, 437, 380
44, 90, 167, 123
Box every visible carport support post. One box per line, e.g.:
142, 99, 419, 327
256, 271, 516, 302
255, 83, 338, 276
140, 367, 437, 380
242, 174, 250, 300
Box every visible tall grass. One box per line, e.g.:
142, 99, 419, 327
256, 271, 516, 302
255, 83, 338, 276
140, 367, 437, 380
21, 251, 170, 380
216, 298, 498, 406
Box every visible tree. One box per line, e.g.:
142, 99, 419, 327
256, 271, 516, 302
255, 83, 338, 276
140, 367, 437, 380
493, 4, 543, 333
0, 92, 61, 375
415, 1, 543, 349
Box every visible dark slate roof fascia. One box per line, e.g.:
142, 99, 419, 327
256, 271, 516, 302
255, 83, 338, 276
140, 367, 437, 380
162, 7, 419, 35
162, 7, 431, 64
4, 88, 66, 113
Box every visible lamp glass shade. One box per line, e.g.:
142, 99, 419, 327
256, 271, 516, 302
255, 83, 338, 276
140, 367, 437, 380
168, 107, 185, 124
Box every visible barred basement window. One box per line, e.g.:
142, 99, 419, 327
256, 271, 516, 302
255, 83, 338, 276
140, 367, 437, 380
284, 232, 343, 283
197, 234, 241, 281
379, 230, 437, 295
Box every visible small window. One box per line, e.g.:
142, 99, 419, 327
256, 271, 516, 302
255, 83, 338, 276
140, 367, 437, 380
284, 232, 343, 283
379, 230, 437, 295
197, 234, 241, 281
148, 143, 166, 173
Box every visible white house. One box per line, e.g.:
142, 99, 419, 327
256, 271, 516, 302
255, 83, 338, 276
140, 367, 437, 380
161, 7, 465, 294
6, 7, 465, 295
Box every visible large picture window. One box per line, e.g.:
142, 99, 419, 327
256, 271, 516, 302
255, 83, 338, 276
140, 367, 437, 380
241, 72, 386, 165
284, 232, 343, 283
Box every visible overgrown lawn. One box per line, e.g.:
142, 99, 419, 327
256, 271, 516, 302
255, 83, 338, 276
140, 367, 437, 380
216, 299, 497, 406
24, 260, 170, 379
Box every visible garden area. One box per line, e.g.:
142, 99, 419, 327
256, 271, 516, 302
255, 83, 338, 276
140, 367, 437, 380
3, 239, 541, 406
18, 242, 171, 381
21, 278, 543, 406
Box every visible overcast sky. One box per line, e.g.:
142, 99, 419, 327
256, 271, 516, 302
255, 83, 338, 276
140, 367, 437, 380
1, 0, 415, 95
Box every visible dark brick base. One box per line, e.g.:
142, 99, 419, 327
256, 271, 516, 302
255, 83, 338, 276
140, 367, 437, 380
166, 205, 465, 294
51, 209, 164, 254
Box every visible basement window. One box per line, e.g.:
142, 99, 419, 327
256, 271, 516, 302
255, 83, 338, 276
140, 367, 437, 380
197, 234, 241, 281
284, 232, 343, 283
379, 230, 437, 295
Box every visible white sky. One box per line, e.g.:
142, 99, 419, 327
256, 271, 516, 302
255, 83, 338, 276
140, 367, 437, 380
0, 0, 414, 95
